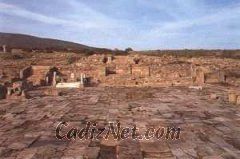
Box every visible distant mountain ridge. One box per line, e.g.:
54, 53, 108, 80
0, 32, 100, 52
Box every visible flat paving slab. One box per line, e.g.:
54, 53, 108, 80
0, 86, 240, 159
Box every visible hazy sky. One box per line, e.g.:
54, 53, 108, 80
0, 0, 239, 50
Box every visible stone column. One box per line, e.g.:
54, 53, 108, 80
7, 88, 12, 96
107, 56, 113, 63
52, 71, 57, 86
80, 73, 83, 85
100, 67, 107, 76
129, 65, 132, 75
190, 64, 193, 79
2, 45, 6, 53
83, 74, 86, 85
21, 90, 26, 98
46, 76, 49, 85
148, 66, 151, 77
70, 73, 75, 81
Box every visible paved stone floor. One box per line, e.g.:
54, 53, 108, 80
0, 86, 240, 159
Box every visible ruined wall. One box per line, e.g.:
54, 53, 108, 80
116, 65, 131, 75
57, 65, 101, 82
150, 63, 191, 80
11, 49, 24, 54
99, 66, 107, 77
204, 71, 226, 84
194, 67, 227, 84
27, 66, 52, 86
225, 70, 240, 86
131, 66, 150, 77
0, 85, 7, 99
195, 70, 205, 84
9, 53, 240, 87
50, 55, 194, 86
20, 66, 32, 79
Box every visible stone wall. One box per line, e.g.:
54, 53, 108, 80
9, 54, 239, 87
116, 65, 131, 75
0, 85, 7, 99
20, 66, 32, 79
99, 67, 107, 77
27, 66, 52, 86
194, 68, 240, 86
204, 71, 226, 84
131, 66, 150, 77
195, 70, 205, 84
225, 70, 240, 86
11, 49, 24, 54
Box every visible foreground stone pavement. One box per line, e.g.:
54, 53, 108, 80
0, 86, 240, 159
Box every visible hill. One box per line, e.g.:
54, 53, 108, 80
0, 32, 102, 52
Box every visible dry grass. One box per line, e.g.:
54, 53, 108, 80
132, 49, 240, 59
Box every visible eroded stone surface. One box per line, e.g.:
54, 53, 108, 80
0, 86, 240, 159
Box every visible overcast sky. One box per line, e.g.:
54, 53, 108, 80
0, 0, 239, 50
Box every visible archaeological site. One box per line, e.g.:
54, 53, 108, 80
0, 37, 240, 159
0, 1, 240, 158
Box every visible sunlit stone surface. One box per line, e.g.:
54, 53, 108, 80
0, 86, 240, 158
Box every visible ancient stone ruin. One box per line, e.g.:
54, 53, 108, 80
0, 51, 240, 159
1, 45, 11, 53
0, 53, 240, 100
6, 80, 29, 100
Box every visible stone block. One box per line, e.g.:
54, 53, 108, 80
56, 82, 82, 88
228, 93, 237, 104
99, 67, 107, 76
202, 155, 224, 159
236, 96, 240, 105
16, 149, 37, 159
8, 143, 28, 150
101, 138, 118, 147
107, 56, 113, 63
189, 86, 203, 90
210, 94, 218, 100
85, 147, 100, 159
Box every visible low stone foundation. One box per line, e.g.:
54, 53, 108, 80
56, 82, 83, 88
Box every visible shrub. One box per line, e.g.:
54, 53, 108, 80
0, 53, 24, 60
67, 56, 77, 64
125, 47, 133, 52
67, 57, 75, 65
